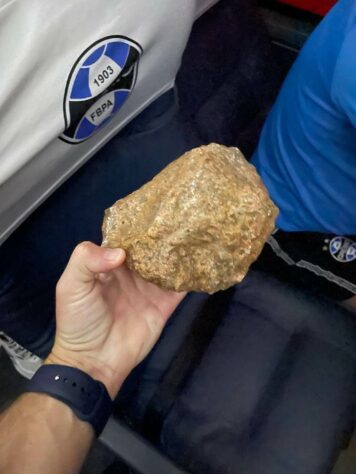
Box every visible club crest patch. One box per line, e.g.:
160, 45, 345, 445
61, 36, 142, 144
329, 236, 356, 263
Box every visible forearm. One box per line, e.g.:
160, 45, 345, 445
0, 393, 94, 474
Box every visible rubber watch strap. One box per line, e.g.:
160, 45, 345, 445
26, 364, 113, 436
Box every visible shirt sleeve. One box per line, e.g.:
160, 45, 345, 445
332, 25, 356, 128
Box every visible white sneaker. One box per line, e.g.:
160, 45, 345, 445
0, 332, 42, 379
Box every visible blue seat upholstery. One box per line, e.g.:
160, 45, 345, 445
159, 273, 356, 474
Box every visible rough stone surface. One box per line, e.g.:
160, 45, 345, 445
102, 144, 278, 293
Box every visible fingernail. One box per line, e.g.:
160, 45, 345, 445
104, 248, 124, 262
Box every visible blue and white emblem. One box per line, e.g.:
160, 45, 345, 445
329, 236, 356, 263
61, 36, 142, 144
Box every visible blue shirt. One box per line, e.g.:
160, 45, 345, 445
252, 0, 356, 234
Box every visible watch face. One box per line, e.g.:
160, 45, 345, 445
61, 35, 142, 144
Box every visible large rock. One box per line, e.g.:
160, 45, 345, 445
102, 144, 278, 293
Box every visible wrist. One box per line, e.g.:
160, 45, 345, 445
45, 350, 122, 400
26, 364, 113, 437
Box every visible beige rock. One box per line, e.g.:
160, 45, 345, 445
102, 144, 278, 293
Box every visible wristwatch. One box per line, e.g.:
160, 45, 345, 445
26, 364, 113, 437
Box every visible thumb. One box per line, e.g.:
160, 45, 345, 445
58, 242, 125, 293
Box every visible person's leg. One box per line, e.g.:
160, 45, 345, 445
253, 230, 356, 308
0, 89, 201, 361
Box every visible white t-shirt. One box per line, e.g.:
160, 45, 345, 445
0, 0, 219, 244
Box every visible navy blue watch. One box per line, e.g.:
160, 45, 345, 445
26, 364, 113, 437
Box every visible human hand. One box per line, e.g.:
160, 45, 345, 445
46, 242, 186, 398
